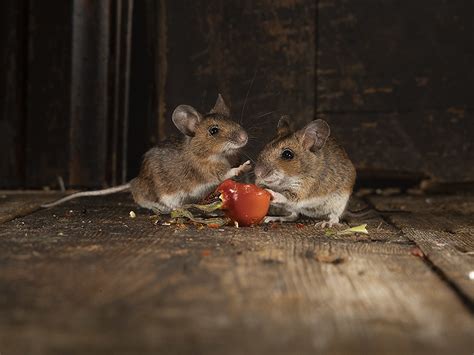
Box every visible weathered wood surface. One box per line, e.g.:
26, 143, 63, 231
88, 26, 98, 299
369, 194, 474, 302
0, 0, 27, 188
323, 110, 474, 182
0, 191, 63, 224
317, 0, 474, 182
24, 0, 73, 188
0, 193, 472, 354
318, 0, 474, 112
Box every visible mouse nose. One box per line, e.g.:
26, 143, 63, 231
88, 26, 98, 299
236, 130, 248, 145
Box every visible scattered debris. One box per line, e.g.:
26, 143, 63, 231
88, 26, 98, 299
56, 176, 66, 192
316, 254, 345, 264
171, 208, 229, 227
325, 224, 368, 236
468, 271, 474, 280
234, 221, 239, 228
201, 249, 212, 257
129, 211, 136, 218
295, 223, 305, 229
305, 250, 345, 264
262, 258, 284, 265
410, 247, 425, 258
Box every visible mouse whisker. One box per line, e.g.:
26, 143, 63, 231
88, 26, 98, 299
240, 68, 258, 124
246, 111, 275, 121
239, 151, 257, 164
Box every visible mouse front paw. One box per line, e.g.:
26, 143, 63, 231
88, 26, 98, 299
225, 160, 252, 180
237, 160, 252, 175
265, 189, 288, 205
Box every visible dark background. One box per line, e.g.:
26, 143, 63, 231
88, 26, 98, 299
1, 0, 473, 190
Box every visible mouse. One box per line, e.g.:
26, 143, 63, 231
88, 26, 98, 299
254, 116, 356, 227
42, 94, 251, 212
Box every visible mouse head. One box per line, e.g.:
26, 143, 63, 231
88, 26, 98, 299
172, 94, 248, 158
255, 116, 330, 190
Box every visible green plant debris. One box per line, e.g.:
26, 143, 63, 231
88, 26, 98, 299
171, 208, 229, 227
325, 223, 369, 236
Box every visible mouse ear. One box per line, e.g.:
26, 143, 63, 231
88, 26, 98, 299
296, 119, 330, 151
277, 115, 292, 136
210, 93, 230, 116
172, 105, 202, 136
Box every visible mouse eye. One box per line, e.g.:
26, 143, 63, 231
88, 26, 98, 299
281, 149, 294, 160
208, 126, 219, 135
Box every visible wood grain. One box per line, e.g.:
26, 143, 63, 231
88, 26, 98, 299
369, 194, 474, 302
0, 194, 472, 354
24, 0, 73, 188
0, 0, 27, 188
322, 110, 474, 183
0, 191, 63, 224
317, 0, 474, 112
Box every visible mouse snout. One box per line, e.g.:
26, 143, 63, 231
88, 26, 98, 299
255, 164, 271, 179
233, 130, 248, 146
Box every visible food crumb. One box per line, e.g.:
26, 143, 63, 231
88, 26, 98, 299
410, 247, 425, 258
129, 211, 136, 218
234, 221, 239, 228
315, 253, 345, 264
201, 249, 212, 257
162, 222, 171, 226
296, 223, 305, 229
469, 271, 474, 280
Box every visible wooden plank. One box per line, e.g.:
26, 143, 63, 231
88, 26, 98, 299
0, 194, 472, 354
317, 0, 474, 112
127, 0, 161, 179
322, 110, 474, 183
317, 0, 474, 183
106, 0, 133, 185
0, 191, 63, 224
24, 0, 73, 188
368, 194, 474, 302
69, 0, 111, 187
0, 0, 27, 188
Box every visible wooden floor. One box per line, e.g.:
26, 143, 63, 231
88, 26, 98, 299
0, 190, 473, 354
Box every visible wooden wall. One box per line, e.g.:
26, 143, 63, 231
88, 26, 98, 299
0, 0, 473, 188
0, 0, 132, 189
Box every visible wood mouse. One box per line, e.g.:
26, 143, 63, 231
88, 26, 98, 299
254, 116, 356, 227
42, 94, 251, 212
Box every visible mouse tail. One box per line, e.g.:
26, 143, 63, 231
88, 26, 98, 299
41, 183, 131, 208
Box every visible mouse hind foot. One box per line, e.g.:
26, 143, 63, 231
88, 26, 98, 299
264, 211, 299, 224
